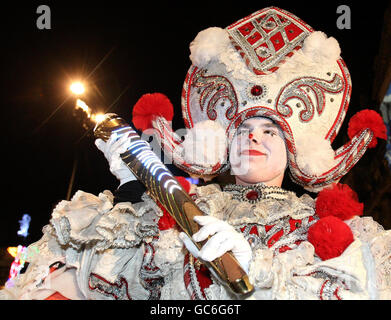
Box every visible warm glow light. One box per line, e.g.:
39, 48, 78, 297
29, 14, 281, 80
70, 82, 85, 95
7, 247, 18, 258
92, 113, 106, 124
74, 98, 106, 125
75, 99, 92, 117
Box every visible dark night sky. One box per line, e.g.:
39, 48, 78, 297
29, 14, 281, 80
0, 1, 389, 247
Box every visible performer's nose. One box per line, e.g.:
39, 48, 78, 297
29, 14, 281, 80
249, 133, 258, 143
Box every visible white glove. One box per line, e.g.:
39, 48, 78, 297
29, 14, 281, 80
95, 133, 137, 186
179, 215, 252, 273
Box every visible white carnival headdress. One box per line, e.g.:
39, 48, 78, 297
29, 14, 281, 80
132, 7, 386, 192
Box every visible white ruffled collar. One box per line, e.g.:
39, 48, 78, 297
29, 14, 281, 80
195, 183, 315, 226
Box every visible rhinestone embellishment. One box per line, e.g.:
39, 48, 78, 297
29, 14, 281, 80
224, 183, 290, 203
245, 190, 261, 201
251, 85, 263, 96
246, 83, 267, 100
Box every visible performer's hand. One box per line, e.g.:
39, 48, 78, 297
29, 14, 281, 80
179, 216, 252, 273
95, 133, 136, 186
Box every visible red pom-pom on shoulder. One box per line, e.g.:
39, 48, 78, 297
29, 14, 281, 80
315, 183, 363, 221
174, 176, 191, 193
347, 109, 387, 148
307, 216, 354, 260
132, 93, 174, 132
157, 176, 191, 231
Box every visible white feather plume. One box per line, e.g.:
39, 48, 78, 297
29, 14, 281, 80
295, 135, 337, 176
182, 120, 228, 166
189, 27, 231, 68
302, 31, 341, 63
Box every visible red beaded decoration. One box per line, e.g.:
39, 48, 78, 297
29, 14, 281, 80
246, 190, 260, 201
250, 85, 263, 96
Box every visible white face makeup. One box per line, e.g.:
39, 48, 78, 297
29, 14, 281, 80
229, 117, 288, 187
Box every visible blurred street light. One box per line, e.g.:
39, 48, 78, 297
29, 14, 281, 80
70, 82, 85, 95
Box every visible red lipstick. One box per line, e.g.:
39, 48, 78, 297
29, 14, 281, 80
241, 149, 266, 156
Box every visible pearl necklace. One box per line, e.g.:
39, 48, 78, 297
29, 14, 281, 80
223, 183, 291, 203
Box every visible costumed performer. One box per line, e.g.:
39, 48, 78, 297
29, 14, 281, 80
1, 6, 390, 300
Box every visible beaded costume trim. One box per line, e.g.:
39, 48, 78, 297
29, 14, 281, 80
223, 183, 292, 203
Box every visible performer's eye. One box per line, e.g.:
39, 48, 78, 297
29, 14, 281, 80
237, 128, 249, 135
264, 130, 276, 137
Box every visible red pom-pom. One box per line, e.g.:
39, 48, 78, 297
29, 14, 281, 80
308, 216, 354, 260
157, 204, 177, 231
347, 109, 387, 148
174, 176, 191, 193
132, 93, 174, 132
157, 176, 191, 231
316, 183, 363, 221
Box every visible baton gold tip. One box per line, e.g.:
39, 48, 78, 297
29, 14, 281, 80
229, 275, 254, 297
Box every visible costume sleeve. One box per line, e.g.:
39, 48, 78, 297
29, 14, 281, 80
0, 189, 163, 300
346, 216, 391, 299
247, 233, 390, 300
291, 239, 375, 300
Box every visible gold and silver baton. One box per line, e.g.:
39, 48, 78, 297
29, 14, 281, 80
94, 113, 254, 297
